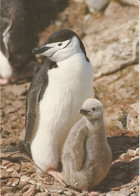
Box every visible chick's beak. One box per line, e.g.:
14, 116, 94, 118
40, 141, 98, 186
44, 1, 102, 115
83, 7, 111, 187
80, 109, 90, 115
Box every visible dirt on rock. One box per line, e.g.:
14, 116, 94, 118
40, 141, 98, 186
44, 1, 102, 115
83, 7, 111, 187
1, 0, 139, 195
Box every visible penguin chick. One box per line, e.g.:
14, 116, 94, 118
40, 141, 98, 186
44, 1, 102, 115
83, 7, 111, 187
62, 98, 112, 191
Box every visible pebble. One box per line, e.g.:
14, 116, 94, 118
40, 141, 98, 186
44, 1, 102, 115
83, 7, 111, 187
64, 190, 76, 196
127, 149, 136, 157
119, 187, 132, 195
85, 0, 109, 11
35, 193, 48, 196
106, 191, 118, 196
20, 175, 30, 183
11, 178, 20, 186
119, 153, 131, 162
48, 185, 65, 194
13, 163, 21, 172
29, 179, 37, 185
23, 185, 37, 196
135, 148, 139, 156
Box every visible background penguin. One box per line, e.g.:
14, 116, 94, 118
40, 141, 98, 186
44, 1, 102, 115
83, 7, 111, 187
0, 0, 68, 85
62, 98, 112, 191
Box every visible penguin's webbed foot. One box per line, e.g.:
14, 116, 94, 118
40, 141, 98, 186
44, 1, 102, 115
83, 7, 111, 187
47, 169, 65, 186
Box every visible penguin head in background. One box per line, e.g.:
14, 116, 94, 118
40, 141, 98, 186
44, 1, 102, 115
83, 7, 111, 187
80, 98, 103, 120
32, 29, 88, 62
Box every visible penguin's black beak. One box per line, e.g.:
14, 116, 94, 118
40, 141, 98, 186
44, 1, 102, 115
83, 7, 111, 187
32, 46, 52, 54
80, 109, 90, 115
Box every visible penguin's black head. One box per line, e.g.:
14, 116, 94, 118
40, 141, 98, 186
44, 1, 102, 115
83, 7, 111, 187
32, 29, 89, 62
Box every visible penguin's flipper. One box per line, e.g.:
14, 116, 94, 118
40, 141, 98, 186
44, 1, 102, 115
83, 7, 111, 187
72, 126, 88, 171
25, 58, 57, 144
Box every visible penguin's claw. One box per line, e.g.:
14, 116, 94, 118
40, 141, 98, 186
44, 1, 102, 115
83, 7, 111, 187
47, 169, 66, 186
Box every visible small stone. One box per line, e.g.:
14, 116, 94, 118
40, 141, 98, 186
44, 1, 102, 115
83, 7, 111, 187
20, 175, 30, 183
119, 187, 132, 196
85, 0, 109, 11
48, 185, 65, 194
35, 193, 48, 196
13, 163, 21, 172
130, 194, 138, 196
11, 178, 20, 186
29, 179, 37, 185
2, 159, 10, 165
23, 185, 37, 196
106, 191, 118, 196
7, 167, 14, 173
5, 106, 17, 114
64, 190, 76, 196
118, 0, 139, 6
119, 153, 131, 162
135, 148, 139, 156
127, 149, 136, 157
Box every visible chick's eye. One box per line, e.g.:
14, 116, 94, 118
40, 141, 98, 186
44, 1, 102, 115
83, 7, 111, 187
58, 43, 62, 46
92, 107, 96, 112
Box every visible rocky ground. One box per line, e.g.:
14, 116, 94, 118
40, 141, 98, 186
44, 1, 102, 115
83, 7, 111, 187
0, 0, 139, 195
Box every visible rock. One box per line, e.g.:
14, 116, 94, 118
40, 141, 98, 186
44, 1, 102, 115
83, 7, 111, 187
104, 107, 127, 131
106, 191, 118, 196
126, 103, 139, 134
118, 187, 132, 195
83, 16, 139, 78
11, 178, 20, 186
64, 191, 76, 196
74, 0, 84, 2
5, 106, 17, 114
23, 185, 37, 196
5, 83, 29, 96
105, 1, 121, 16
119, 153, 131, 162
135, 148, 139, 156
85, 0, 109, 11
107, 187, 132, 196
127, 149, 136, 157
117, 0, 139, 6
35, 193, 48, 196
113, 172, 127, 180
20, 175, 30, 183
48, 185, 65, 194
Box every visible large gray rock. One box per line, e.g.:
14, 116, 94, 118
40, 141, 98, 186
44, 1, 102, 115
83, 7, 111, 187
117, 0, 139, 6
85, 0, 109, 11
83, 1, 139, 78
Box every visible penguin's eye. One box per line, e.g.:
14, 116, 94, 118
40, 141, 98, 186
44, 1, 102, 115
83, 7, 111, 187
58, 43, 62, 46
92, 107, 96, 112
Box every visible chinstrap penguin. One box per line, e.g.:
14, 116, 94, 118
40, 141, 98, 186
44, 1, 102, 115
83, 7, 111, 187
30, 29, 93, 172
2, 29, 93, 175
62, 98, 112, 191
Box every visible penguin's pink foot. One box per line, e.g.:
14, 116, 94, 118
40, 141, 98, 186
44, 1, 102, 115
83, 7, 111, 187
47, 169, 65, 186
0, 78, 10, 85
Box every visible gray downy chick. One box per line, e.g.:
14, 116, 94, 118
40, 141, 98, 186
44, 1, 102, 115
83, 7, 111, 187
62, 98, 112, 191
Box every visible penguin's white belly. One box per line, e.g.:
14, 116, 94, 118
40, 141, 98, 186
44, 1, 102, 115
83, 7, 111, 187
0, 51, 12, 78
30, 54, 93, 171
